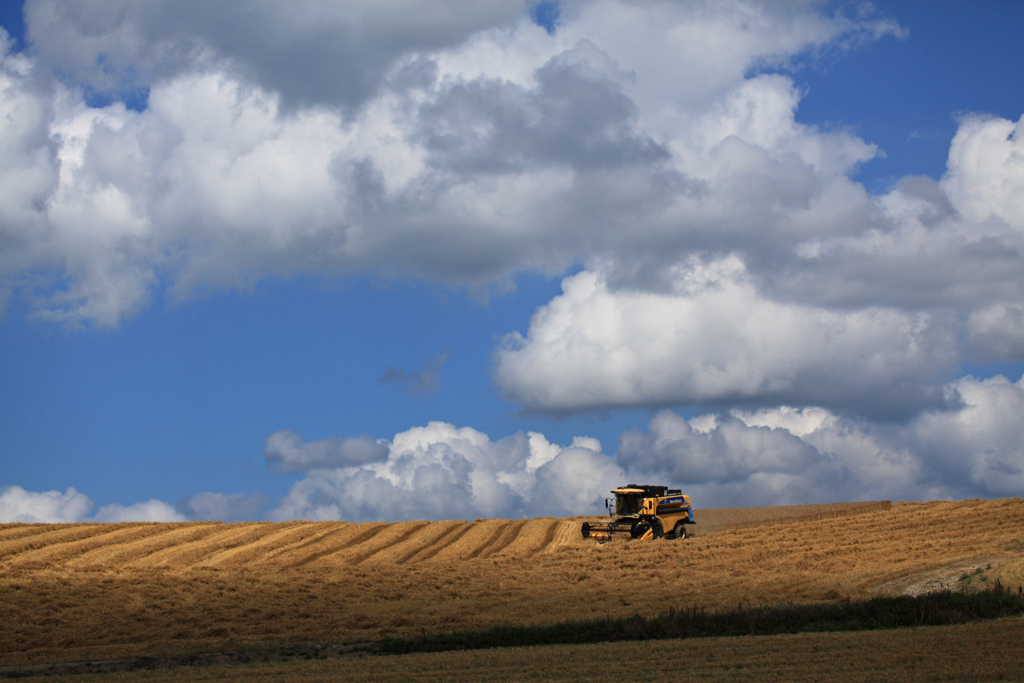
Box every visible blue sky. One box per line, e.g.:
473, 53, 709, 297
1, 1, 1023, 523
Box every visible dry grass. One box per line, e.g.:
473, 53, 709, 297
2, 498, 1023, 670
691, 500, 892, 535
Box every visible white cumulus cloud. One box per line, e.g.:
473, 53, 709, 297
266, 421, 623, 522
911, 374, 1024, 496
495, 257, 957, 417
93, 499, 187, 523
0, 486, 93, 523
1, 0, 911, 329
942, 114, 1024, 231
615, 373, 1024, 508
0, 486, 264, 523
264, 372, 1023, 521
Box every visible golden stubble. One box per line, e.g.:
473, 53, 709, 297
2, 499, 1023, 667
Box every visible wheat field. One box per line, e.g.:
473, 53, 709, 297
2, 498, 1023, 672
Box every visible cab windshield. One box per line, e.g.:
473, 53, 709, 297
615, 493, 641, 516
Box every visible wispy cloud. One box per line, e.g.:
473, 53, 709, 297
379, 352, 449, 397
264, 431, 390, 472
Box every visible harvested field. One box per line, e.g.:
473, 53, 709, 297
691, 500, 891, 534
2, 498, 1023, 670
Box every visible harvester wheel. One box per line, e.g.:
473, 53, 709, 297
673, 523, 687, 540
630, 521, 650, 539
650, 519, 664, 539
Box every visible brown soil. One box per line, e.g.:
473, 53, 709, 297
875, 556, 1012, 596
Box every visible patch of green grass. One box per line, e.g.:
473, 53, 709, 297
961, 567, 987, 582
376, 589, 1024, 655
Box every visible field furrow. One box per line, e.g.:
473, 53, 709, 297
347, 521, 433, 565
475, 517, 540, 557
221, 522, 351, 568
391, 520, 467, 565
534, 518, 561, 553
482, 519, 529, 558
123, 524, 255, 568
0, 525, 121, 562
463, 520, 514, 560
285, 522, 389, 567
1, 524, 145, 568
61, 524, 205, 568
512, 518, 560, 556
256, 524, 367, 568
420, 521, 504, 563
193, 523, 311, 568
403, 521, 475, 565
65, 523, 223, 568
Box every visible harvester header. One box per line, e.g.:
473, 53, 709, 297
581, 484, 695, 542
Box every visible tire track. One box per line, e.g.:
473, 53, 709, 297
398, 521, 473, 565
287, 522, 388, 568
347, 521, 432, 566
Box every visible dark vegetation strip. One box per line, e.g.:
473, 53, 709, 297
376, 585, 1024, 655
4, 587, 1022, 678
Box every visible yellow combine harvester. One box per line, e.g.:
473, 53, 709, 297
580, 484, 694, 542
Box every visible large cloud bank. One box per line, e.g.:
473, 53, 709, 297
1, 1, 1021, 417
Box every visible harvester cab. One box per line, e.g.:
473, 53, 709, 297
581, 484, 694, 542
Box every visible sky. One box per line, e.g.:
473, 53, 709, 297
1, 0, 1023, 524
